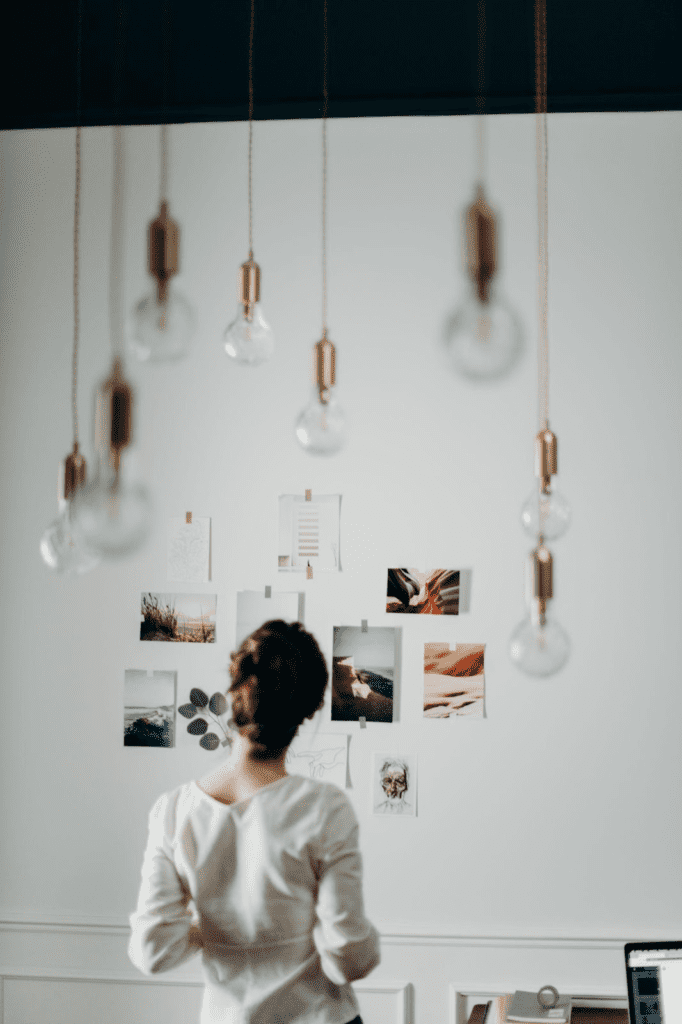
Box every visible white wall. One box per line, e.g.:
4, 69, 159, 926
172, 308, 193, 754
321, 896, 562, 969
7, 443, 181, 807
1, 111, 681, 1019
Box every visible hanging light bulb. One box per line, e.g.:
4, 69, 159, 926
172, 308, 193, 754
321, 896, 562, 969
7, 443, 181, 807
444, 184, 523, 380
130, 199, 195, 362
510, 542, 570, 677
40, 448, 100, 574
521, 428, 571, 540
71, 358, 153, 559
295, 332, 346, 455
223, 256, 274, 364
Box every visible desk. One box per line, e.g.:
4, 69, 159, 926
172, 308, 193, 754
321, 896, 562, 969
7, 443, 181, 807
466, 998, 628, 1024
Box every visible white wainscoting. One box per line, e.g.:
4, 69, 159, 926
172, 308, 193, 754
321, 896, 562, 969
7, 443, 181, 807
0, 917, 633, 1024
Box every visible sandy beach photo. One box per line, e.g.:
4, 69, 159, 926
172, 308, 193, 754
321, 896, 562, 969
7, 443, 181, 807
423, 642, 485, 718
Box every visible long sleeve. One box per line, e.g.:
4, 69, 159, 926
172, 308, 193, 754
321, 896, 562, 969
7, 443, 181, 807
128, 793, 203, 975
312, 790, 381, 985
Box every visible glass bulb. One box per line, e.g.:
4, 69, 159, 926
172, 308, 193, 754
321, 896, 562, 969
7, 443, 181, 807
521, 487, 571, 540
295, 387, 346, 456
71, 471, 153, 560
129, 285, 195, 362
444, 286, 523, 381
509, 606, 570, 677
223, 303, 274, 365
40, 500, 100, 574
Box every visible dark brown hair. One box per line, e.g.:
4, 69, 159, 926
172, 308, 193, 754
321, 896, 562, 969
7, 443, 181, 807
228, 620, 328, 759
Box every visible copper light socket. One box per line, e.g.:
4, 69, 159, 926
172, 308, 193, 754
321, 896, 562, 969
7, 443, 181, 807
238, 258, 260, 320
63, 446, 87, 501
465, 185, 497, 303
96, 358, 133, 471
148, 201, 179, 303
532, 543, 553, 600
535, 428, 558, 492
313, 334, 336, 404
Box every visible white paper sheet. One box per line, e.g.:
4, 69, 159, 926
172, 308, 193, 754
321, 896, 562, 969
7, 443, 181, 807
286, 732, 348, 788
167, 517, 211, 582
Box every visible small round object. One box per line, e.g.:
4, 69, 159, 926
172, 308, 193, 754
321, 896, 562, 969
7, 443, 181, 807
537, 985, 559, 1009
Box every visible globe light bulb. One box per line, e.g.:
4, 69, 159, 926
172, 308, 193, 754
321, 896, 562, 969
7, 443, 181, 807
130, 284, 195, 362
509, 605, 571, 678
295, 386, 346, 456
69, 359, 153, 560
129, 201, 195, 362
224, 301, 274, 365
444, 185, 522, 381
521, 486, 571, 540
444, 285, 523, 381
223, 257, 274, 365
40, 450, 99, 574
40, 499, 100, 574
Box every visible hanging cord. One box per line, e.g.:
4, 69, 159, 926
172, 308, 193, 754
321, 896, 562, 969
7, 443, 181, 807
72, 0, 84, 449
72, 126, 82, 447
160, 123, 168, 205
321, 0, 328, 335
248, 0, 254, 258
110, 124, 125, 357
475, 0, 486, 185
535, 0, 549, 432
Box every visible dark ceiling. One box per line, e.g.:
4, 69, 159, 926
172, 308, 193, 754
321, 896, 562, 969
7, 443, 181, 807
2, 0, 681, 131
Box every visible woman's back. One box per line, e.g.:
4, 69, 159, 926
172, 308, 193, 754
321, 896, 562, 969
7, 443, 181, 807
129, 772, 380, 1024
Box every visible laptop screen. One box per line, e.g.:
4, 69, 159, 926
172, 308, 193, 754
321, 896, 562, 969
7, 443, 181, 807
625, 942, 682, 1024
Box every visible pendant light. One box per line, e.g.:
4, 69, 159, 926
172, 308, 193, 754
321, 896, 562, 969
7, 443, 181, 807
509, 0, 570, 677
444, 0, 522, 381
71, 127, 154, 559
295, 0, 346, 456
222, 0, 274, 365
130, 124, 196, 361
40, 125, 100, 575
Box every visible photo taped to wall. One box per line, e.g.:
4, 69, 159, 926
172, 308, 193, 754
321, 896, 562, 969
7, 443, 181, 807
278, 493, 341, 572
140, 592, 217, 643
372, 752, 417, 816
124, 670, 177, 747
387, 568, 471, 614
332, 625, 399, 723
423, 642, 485, 717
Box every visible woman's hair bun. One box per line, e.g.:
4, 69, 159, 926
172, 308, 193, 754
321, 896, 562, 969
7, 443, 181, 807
228, 620, 328, 759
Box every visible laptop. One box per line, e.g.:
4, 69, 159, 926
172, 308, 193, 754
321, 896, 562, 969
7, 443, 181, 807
625, 941, 682, 1023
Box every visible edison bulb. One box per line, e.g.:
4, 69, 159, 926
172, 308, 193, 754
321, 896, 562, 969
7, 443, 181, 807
130, 285, 195, 362
71, 474, 153, 560
509, 609, 570, 677
224, 303, 274, 365
521, 487, 571, 540
40, 502, 100, 574
444, 286, 522, 381
295, 388, 346, 456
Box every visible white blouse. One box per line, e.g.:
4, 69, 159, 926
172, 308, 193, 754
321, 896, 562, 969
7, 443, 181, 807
128, 774, 380, 1024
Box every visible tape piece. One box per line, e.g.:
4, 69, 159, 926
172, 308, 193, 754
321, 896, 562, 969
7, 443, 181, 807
186, 511, 192, 524
306, 562, 313, 580
359, 716, 367, 729
265, 585, 272, 598
361, 619, 368, 632
305, 489, 312, 501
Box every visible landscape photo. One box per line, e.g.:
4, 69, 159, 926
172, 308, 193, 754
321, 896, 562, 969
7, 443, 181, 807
423, 642, 485, 718
331, 625, 398, 723
140, 592, 217, 643
387, 568, 461, 614
124, 669, 177, 747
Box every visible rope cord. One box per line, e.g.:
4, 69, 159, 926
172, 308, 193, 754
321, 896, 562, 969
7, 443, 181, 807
160, 123, 168, 205
110, 1, 125, 358
475, 0, 486, 185
535, 0, 549, 432
248, 0, 254, 258
72, 0, 83, 449
321, 0, 328, 335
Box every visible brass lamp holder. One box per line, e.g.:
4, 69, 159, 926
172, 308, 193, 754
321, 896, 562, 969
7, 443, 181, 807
530, 542, 553, 626
95, 357, 133, 476
62, 444, 88, 502
313, 331, 336, 405
237, 255, 261, 323
535, 427, 558, 494
148, 201, 179, 303
465, 184, 497, 303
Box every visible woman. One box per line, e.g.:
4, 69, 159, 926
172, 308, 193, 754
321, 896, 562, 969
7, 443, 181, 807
128, 619, 380, 1024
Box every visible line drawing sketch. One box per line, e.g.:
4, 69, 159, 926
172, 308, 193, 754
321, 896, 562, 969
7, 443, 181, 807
286, 732, 348, 788
372, 753, 417, 816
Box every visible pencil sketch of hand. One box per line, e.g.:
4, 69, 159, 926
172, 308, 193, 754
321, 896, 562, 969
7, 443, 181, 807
290, 746, 345, 779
